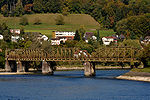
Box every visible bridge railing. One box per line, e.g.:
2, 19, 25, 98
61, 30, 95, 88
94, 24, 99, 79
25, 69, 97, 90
5, 47, 141, 62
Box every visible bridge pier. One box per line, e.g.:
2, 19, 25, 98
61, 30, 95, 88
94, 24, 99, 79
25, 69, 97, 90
5, 60, 11, 72
42, 61, 53, 75
84, 62, 95, 77
17, 61, 25, 73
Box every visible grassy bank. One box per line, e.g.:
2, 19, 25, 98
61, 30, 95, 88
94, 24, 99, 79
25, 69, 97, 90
131, 68, 150, 73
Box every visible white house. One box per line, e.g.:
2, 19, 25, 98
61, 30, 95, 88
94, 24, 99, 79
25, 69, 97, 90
10, 29, 20, 34
51, 38, 61, 45
84, 32, 97, 43
102, 36, 117, 45
11, 36, 20, 42
42, 35, 48, 41
53, 31, 75, 38
51, 31, 75, 45
0, 35, 3, 40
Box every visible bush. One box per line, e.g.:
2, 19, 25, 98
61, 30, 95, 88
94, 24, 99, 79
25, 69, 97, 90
118, 39, 142, 49
19, 16, 29, 26
33, 17, 41, 25
139, 43, 150, 67
55, 15, 65, 25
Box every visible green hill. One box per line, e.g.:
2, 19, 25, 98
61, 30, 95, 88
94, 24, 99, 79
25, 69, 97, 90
0, 14, 100, 31
0, 14, 116, 38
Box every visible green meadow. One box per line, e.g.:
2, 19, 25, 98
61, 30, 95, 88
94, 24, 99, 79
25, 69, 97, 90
0, 14, 116, 37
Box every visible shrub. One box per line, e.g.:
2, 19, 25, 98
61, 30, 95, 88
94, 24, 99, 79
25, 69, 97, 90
33, 17, 41, 25
19, 16, 29, 26
55, 15, 65, 25
139, 43, 150, 67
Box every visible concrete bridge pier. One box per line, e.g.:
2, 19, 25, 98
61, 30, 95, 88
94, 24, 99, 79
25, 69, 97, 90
84, 61, 95, 77
42, 61, 53, 75
5, 60, 11, 72
17, 61, 25, 73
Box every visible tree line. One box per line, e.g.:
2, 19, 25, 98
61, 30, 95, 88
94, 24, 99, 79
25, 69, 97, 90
1, 0, 150, 28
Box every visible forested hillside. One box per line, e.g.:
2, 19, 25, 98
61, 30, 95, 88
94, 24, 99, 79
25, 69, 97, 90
0, 0, 150, 38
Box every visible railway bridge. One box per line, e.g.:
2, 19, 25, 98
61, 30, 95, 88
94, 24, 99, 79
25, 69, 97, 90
5, 47, 140, 76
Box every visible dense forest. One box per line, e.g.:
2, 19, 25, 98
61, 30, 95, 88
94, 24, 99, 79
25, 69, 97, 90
0, 0, 150, 38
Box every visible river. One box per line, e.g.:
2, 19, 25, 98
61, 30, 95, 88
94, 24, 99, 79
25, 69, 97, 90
0, 70, 150, 100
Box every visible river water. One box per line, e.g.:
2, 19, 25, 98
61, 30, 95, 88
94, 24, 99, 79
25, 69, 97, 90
0, 70, 150, 100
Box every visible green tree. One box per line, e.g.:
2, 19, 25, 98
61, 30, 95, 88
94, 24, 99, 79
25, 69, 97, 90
78, 25, 86, 41
33, 0, 43, 13
19, 16, 29, 26
139, 43, 150, 67
55, 15, 65, 25
11, 0, 24, 17
115, 13, 150, 39
74, 30, 80, 41
33, 17, 41, 25
0, 23, 11, 42
1, 4, 9, 17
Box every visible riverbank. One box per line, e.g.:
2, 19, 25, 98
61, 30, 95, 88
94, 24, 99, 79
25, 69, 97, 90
116, 68, 150, 82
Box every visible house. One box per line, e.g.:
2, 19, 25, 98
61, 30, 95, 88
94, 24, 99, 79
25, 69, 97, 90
144, 36, 150, 42
10, 29, 21, 35
51, 38, 61, 45
0, 35, 3, 40
42, 35, 48, 41
119, 34, 125, 41
10, 29, 21, 42
51, 31, 75, 45
84, 32, 97, 43
102, 36, 117, 45
11, 36, 20, 42
141, 36, 150, 45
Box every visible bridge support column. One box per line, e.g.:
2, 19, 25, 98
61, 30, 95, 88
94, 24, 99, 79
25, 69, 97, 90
5, 60, 11, 72
84, 62, 95, 77
17, 61, 25, 73
42, 61, 53, 75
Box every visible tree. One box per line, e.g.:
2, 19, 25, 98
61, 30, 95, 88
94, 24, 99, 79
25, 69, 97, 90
74, 30, 80, 41
78, 25, 86, 41
0, 23, 11, 42
19, 16, 29, 26
139, 43, 150, 67
1, 4, 9, 17
33, 0, 43, 13
55, 15, 65, 25
33, 17, 41, 25
115, 14, 150, 39
11, 0, 24, 17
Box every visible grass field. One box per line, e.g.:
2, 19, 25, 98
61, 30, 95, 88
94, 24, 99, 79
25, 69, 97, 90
0, 14, 100, 31
24, 30, 55, 38
0, 14, 116, 37
131, 68, 150, 73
